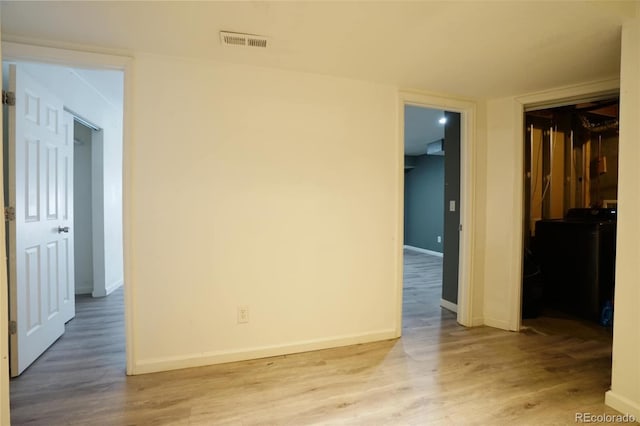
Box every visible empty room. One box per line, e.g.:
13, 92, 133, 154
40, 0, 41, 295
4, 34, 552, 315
1, 2, 640, 425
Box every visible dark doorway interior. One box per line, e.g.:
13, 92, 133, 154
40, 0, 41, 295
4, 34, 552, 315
521, 97, 619, 329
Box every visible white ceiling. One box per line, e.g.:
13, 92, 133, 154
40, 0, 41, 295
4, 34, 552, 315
404, 106, 445, 156
71, 68, 124, 111
0, 2, 634, 99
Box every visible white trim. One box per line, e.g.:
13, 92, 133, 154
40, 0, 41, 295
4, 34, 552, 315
92, 278, 123, 298
506, 78, 620, 332
403, 245, 443, 257
394, 94, 405, 338
440, 299, 457, 313
518, 78, 620, 111
471, 316, 485, 327
605, 391, 640, 419
2, 41, 131, 70
508, 100, 525, 332
0, 26, 11, 426
132, 329, 397, 375
104, 279, 124, 297
90, 129, 107, 298
484, 317, 514, 331
397, 90, 477, 330
1, 41, 135, 378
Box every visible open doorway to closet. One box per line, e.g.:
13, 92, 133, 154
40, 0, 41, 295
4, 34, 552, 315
521, 95, 619, 340
2, 59, 124, 387
403, 105, 460, 327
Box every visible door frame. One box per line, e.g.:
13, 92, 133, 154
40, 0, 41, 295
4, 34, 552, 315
0, 43, 134, 394
508, 79, 620, 331
396, 91, 478, 331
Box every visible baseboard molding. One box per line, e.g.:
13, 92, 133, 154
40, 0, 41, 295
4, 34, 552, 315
605, 390, 640, 419
403, 245, 443, 257
105, 279, 124, 296
93, 279, 123, 298
471, 316, 485, 327
132, 329, 398, 375
483, 317, 513, 331
440, 299, 458, 313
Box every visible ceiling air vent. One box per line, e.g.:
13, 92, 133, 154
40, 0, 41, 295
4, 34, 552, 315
220, 31, 269, 48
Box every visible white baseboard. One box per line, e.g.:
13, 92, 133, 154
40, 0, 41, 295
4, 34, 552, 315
131, 329, 397, 375
440, 299, 458, 313
105, 279, 124, 296
483, 317, 513, 331
403, 245, 443, 257
92, 279, 123, 298
471, 316, 485, 327
605, 390, 640, 419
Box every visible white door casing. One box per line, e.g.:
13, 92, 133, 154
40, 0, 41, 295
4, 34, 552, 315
8, 64, 75, 376
61, 112, 75, 323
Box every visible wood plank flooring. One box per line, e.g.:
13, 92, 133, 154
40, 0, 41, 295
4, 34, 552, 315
9, 250, 630, 425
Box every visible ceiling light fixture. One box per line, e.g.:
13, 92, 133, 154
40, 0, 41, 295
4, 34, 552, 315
439, 117, 447, 124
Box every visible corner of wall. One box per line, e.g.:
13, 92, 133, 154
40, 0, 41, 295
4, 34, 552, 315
607, 17, 640, 416
471, 100, 488, 326
481, 97, 524, 332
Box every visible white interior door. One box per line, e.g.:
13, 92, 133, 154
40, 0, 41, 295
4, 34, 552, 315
8, 64, 75, 377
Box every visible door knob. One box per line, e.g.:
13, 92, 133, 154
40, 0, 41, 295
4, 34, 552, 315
57, 226, 69, 233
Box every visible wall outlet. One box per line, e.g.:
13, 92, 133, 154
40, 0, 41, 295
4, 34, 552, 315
437, 236, 442, 243
237, 306, 249, 324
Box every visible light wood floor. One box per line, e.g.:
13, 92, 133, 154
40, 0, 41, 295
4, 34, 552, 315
10, 251, 630, 425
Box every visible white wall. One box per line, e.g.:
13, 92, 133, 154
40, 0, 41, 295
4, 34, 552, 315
15, 62, 124, 297
605, 18, 640, 418
129, 54, 399, 372
483, 97, 522, 331
73, 121, 94, 294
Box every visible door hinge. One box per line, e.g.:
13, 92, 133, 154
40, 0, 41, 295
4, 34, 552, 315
4, 206, 15, 222
2, 90, 16, 106
459, 223, 463, 232
9, 321, 17, 335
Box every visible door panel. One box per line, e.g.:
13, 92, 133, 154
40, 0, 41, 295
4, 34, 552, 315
24, 246, 41, 334
46, 144, 59, 219
8, 64, 74, 376
46, 242, 60, 319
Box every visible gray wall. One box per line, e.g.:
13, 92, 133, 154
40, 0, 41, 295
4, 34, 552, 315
404, 154, 444, 252
442, 111, 461, 305
73, 122, 94, 294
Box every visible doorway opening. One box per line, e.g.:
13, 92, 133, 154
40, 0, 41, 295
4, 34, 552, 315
402, 105, 461, 327
521, 95, 619, 340
2, 60, 125, 380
